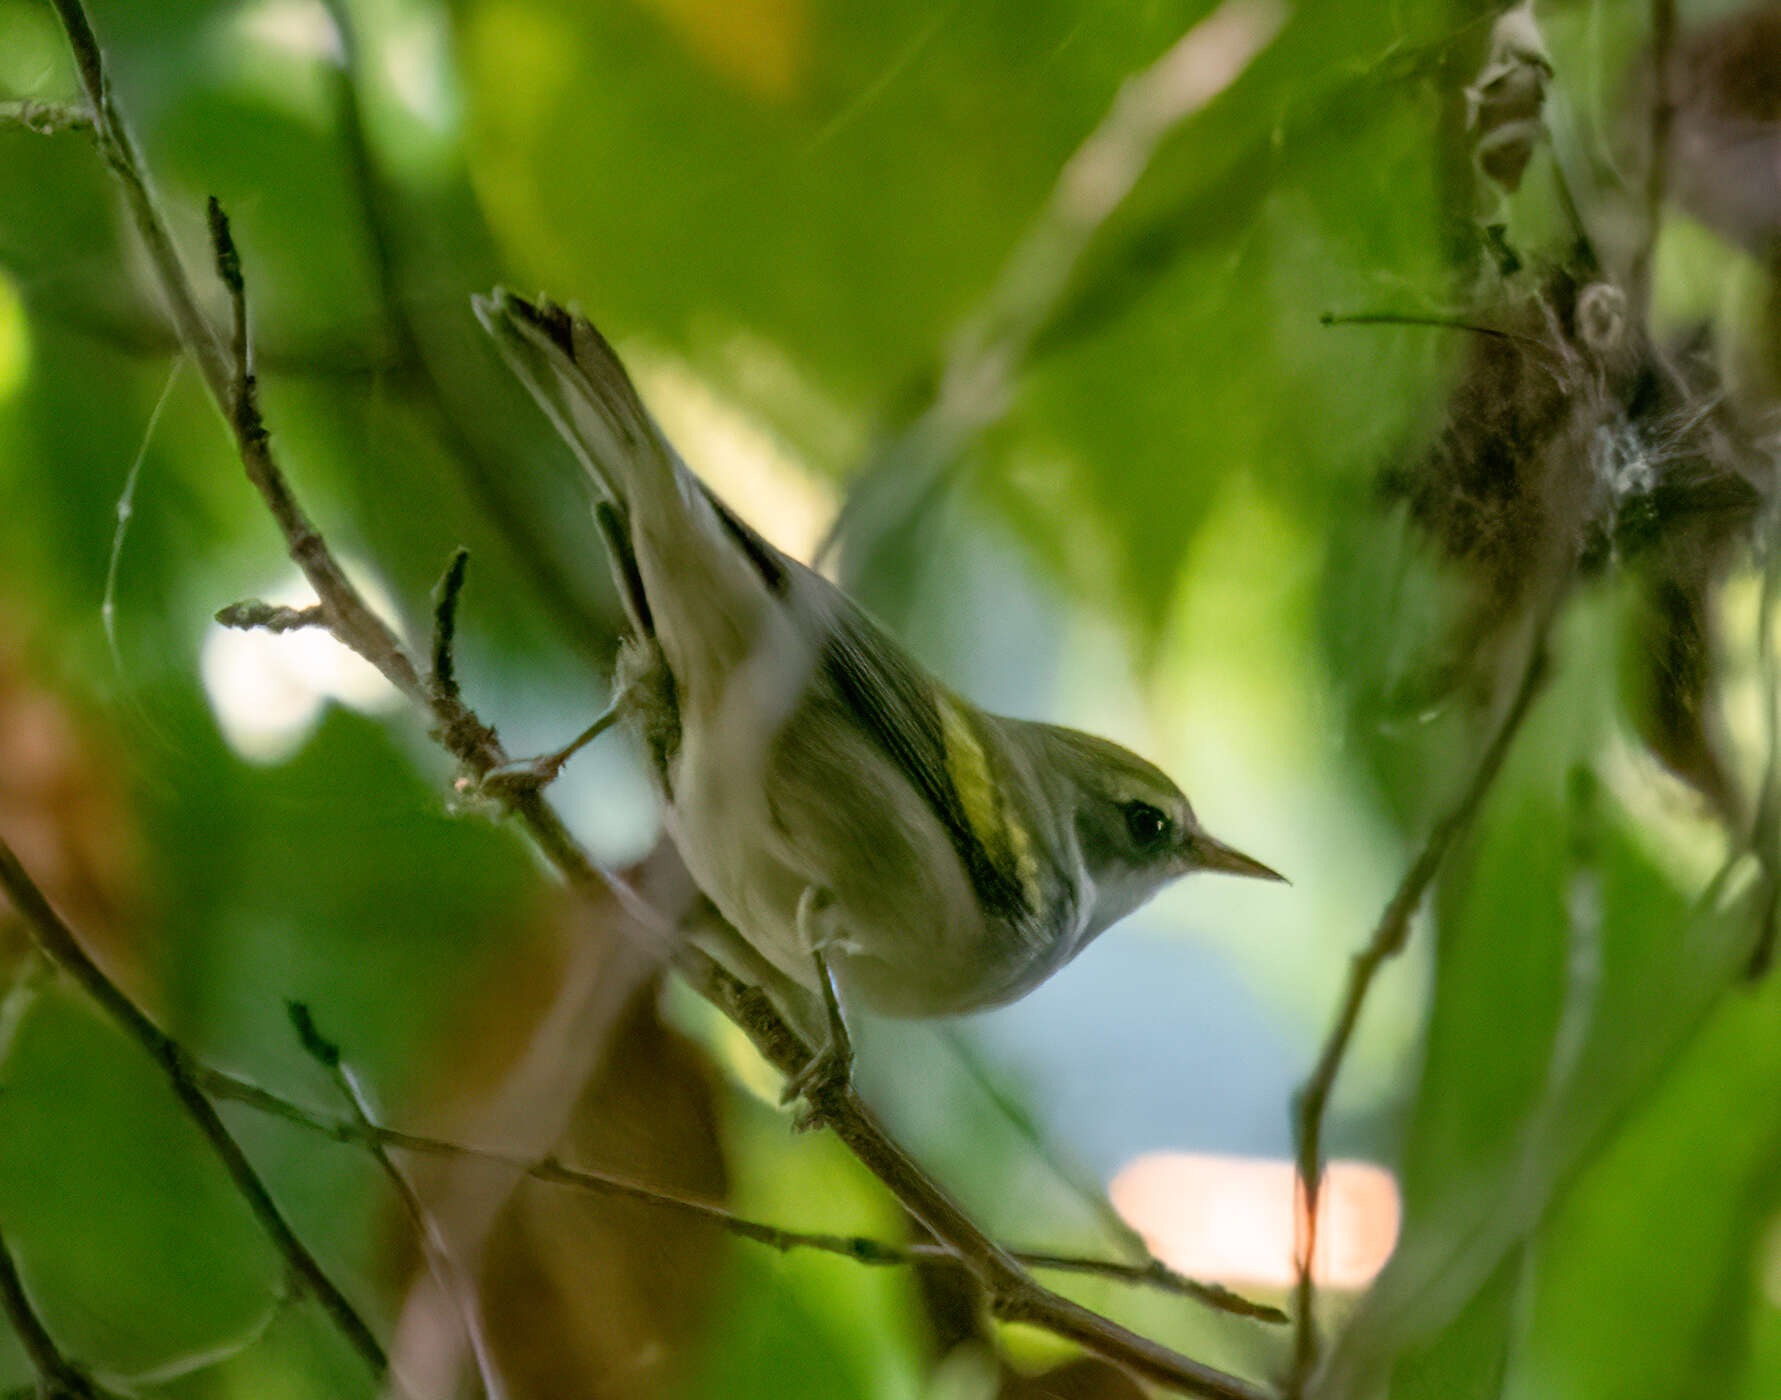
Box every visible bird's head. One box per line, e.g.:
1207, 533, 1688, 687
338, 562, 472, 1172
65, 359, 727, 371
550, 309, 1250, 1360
1023, 724, 1285, 943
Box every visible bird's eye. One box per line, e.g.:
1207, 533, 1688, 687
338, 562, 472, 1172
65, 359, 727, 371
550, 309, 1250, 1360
1122, 801, 1171, 852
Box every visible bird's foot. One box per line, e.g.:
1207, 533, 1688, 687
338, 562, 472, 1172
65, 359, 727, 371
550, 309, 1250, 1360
783, 1033, 855, 1132
782, 914, 854, 1130
470, 698, 626, 802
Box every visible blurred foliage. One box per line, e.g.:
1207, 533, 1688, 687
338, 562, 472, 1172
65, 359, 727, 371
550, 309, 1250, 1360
2, 0, 1781, 1397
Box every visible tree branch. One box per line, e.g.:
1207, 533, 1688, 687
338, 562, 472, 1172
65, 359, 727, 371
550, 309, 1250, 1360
681, 949, 1274, 1398
0, 1224, 123, 1399
1287, 620, 1554, 1394
46, 0, 228, 393
47, 0, 653, 930
288, 1005, 505, 1400
0, 836, 389, 1378
192, 1054, 1282, 1321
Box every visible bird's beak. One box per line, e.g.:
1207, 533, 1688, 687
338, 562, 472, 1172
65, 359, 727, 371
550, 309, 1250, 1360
1187, 830, 1288, 884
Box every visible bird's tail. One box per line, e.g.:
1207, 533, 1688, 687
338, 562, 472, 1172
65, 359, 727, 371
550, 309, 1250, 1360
473, 289, 683, 528
476, 288, 785, 709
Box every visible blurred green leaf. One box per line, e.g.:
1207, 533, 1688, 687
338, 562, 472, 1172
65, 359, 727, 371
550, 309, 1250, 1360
0, 985, 282, 1378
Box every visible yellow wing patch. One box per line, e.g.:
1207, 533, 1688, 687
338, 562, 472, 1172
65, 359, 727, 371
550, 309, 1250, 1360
937, 694, 1042, 915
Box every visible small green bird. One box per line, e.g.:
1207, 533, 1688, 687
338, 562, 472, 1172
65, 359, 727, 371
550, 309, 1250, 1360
477, 291, 1282, 1057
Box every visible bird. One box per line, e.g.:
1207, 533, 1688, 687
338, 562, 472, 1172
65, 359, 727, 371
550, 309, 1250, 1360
475, 290, 1283, 1077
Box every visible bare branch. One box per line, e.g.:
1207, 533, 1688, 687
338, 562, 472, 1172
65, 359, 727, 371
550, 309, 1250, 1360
206, 196, 249, 383
681, 948, 1274, 1399
938, 1025, 1280, 1321
1288, 620, 1554, 1393
0, 835, 389, 1378
289, 1005, 505, 1400
214, 600, 328, 633
44, 0, 650, 925
194, 1053, 1282, 1321
46, 0, 228, 391
0, 98, 91, 134
430, 549, 472, 702
0, 1225, 124, 1398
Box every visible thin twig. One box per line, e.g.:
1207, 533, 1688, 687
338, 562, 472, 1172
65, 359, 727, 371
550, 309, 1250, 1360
214, 600, 329, 633
1319, 310, 1555, 357
192, 1057, 1283, 1320
46, 0, 228, 391
288, 1005, 505, 1400
0, 835, 389, 1378
937, 1024, 1264, 1317
48, 0, 415, 702
206, 196, 249, 382
681, 948, 1274, 1399
1288, 620, 1554, 1394
1011, 1254, 1285, 1323
430, 549, 471, 702
0, 98, 92, 134
0, 1224, 119, 1398
47, 0, 649, 928
1314, 844, 1766, 1399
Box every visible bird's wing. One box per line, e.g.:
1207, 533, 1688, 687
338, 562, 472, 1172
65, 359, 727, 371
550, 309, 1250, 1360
816, 600, 1045, 939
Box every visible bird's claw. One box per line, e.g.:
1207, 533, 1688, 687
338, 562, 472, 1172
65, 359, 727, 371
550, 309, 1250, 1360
460, 698, 627, 805
782, 1037, 854, 1131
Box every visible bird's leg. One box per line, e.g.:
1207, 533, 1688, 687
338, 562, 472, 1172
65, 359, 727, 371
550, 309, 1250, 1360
782, 886, 856, 1125
473, 691, 629, 801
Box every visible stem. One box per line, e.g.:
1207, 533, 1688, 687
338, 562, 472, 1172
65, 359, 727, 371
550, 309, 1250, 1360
0, 1225, 117, 1398
1288, 622, 1553, 1393
0, 838, 389, 1378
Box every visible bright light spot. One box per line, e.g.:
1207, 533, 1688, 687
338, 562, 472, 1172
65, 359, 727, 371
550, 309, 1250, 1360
236, 0, 342, 62
382, 11, 456, 132
1110, 1151, 1400, 1290
201, 571, 401, 763
0, 272, 28, 403
631, 347, 837, 564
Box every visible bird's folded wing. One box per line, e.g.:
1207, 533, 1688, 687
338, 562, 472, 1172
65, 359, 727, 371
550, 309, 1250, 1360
818, 603, 1043, 938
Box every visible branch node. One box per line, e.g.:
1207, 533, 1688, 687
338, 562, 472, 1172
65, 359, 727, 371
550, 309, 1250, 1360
286, 1001, 341, 1069
0, 98, 94, 134
430, 547, 471, 702
214, 599, 327, 633
206, 195, 243, 298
